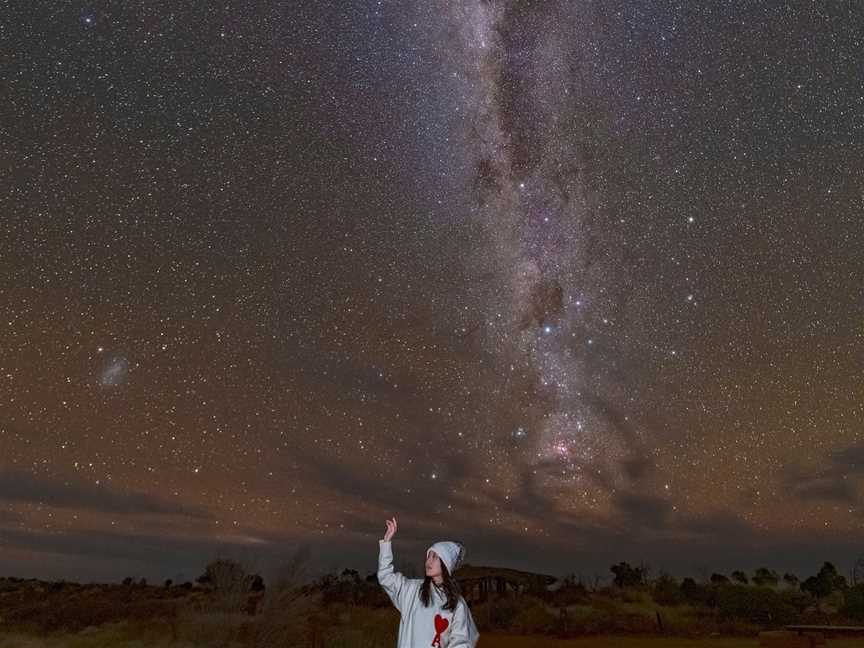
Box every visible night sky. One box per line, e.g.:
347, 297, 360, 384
1, 1, 863, 585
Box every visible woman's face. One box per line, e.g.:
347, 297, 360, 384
425, 550, 443, 580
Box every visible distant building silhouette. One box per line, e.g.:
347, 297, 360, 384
454, 564, 557, 603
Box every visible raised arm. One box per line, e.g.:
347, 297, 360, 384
377, 516, 412, 612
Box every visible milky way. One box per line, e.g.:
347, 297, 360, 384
446, 2, 651, 502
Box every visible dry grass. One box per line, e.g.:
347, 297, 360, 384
4, 628, 864, 648
0, 626, 197, 648
479, 635, 864, 648
1, 580, 860, 648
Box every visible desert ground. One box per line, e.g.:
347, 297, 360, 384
1, 629, 862, 648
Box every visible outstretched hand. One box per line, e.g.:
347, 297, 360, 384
383, 516, 397, 542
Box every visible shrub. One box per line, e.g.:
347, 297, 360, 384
822, 589, 846, 614
621, 588, 652, 605
842, 584, 864, 620
511, 601, 556, 633
487, 595, 523, 630
564, 604, 614, 635
680, 578, 715, 606
716, 584, 799, 626
653, 572, 683, 606
550, 581, 589, 607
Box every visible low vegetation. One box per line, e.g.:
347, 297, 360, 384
2, 555, 864, 647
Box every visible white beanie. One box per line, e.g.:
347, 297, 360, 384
426, 540, 465, 576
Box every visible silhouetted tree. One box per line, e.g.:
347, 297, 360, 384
802, 562, 848, 598
710, 573, 730, 585
198, 557, 245, 588
197, 556, 265, 614
610, 562, 645, 588
731, 570, 749, 585
782, 573, 799, 589
341, 568, 360, 581
164, 579, 173, 588
752, 568, 779, 587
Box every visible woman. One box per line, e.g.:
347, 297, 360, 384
378, 516, 480, 647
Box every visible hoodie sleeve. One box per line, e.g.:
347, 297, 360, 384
449, 598, 480, 648
377, 540, 412, 613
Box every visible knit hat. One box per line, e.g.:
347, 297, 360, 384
426, 541, 465, 576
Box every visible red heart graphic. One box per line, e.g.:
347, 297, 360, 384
431, 613, 449, 646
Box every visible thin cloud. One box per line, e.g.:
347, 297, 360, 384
0, 470, 211, 518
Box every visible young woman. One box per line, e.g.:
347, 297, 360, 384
378, 516, 479, 647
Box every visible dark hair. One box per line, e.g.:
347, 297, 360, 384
419, 560, 462, 610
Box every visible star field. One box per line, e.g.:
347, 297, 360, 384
0, 1, 862, 582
